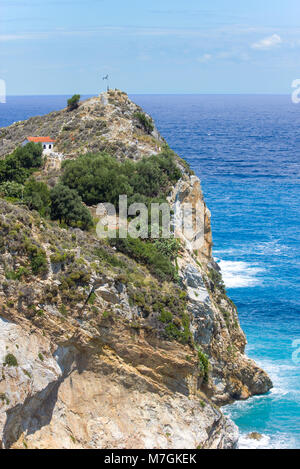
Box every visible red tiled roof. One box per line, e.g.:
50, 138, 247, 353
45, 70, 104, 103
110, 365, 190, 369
26, 136, 55, 143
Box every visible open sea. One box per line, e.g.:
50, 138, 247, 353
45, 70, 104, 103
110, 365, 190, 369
0, 94, 299, 449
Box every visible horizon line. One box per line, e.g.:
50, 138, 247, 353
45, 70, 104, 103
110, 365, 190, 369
4, 92, 292, 97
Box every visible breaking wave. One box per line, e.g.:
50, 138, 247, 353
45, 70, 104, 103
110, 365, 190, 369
216, 259, 264, 288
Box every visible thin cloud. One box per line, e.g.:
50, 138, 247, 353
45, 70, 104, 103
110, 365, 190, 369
251, 34, 282, 50
0, 34, 37, 41
197, 54, 212, 63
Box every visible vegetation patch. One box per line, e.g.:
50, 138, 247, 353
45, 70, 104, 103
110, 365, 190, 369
0, 142, 43, 184
50, 184, 93, 230
25, 240, 48, 275
133, 111, 154, 134
0, 392, 10, 406
67, 94, 80, 111
197, 348, 209, 383
3, 353, 18, 367
110, 236, 177, 282
207, 267, 226, 294
94, 245, 127, 269
61, 148, 181, 207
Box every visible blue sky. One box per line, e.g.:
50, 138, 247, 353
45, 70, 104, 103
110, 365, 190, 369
1, 0, 300, 94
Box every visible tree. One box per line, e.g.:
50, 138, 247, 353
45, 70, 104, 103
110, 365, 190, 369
60, 149, 181, 207
0, 142, 43, 184
50, 184, 92, 230
24, 177, 51, 217
67, 94, 81, 111
13, 142, 43, 169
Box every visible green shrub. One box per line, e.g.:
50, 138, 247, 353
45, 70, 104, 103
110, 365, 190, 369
94, 246, 126, 269
59, 304, 68, 316
197, 348, 209, 383
25, 241, 48, 275
158, 308, 173, 323
61, 149, 181, 207
0, 142, 43, 184
50, 250, 74, 265
4, 353, 18, 367
59, 267, 91, 291
102, 310, 114, 319
88, 292, 96, 305
133, 111, 154, 134
0, 181, 24, 199
207, 267, 226, 294
153, 238, 180, 260
24, 177, 51, 217
50, 184, 93, 230
110, 236, 177, 281
157, 306, 191, 344
5, 267, 29, 281
67, 94, 80, 111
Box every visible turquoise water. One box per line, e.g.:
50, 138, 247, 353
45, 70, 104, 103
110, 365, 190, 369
0, 94, 299, 448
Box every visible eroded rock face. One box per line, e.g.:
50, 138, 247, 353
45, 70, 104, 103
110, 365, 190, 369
0, 92, 272, 449
2, 344, 239, 450
0, 317, 62, 448
170, 174, 272, 404
0, 306, 239, 449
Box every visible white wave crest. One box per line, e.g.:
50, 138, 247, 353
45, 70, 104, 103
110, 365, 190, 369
217, 259, 264, 288
238, 431, 297, 449
238, 433, 271, 449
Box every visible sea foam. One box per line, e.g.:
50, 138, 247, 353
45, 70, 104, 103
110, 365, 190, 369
217, 259, 264, 288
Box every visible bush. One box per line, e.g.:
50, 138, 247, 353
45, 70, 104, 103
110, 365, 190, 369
5, 267, 29, 281
50, 184, 93, 230
94, 246, 126, 269
207, 267, 226, 294
59, 268, 91, 289
50, 250, 74, 265
197, 348, 209, 382
157, 307, 191, 344
153, 238, 180, 260
24, 177, 51, 217
67, 94, 80, 111
134, 111, 154, 134
61, 149, 181, 207
102, 310, 114, 320
158, 309, 173, 323
110, 236, 177, 281
4, 353, 18, 367
0, 181, 24, 199
25, 241, 48, 275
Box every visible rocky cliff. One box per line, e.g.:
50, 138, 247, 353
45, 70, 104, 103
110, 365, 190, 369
0, 90, 272, 449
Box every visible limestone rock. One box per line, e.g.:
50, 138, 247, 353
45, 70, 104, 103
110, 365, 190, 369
0, 92, 272, 449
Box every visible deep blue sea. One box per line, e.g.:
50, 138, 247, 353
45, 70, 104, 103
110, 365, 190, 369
0, 94, 299, 449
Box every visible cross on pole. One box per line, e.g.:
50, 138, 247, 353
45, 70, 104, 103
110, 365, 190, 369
102, 74, 109, 91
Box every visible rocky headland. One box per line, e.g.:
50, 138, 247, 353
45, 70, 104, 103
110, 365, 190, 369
0, 90, 272, 449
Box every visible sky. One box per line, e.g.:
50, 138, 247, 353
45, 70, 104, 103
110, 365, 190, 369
1, 0, 300, 94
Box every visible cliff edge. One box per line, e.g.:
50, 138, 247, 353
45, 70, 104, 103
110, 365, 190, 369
0, 90, 272, 449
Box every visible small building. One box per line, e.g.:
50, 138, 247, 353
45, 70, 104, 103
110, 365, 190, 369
23, 136, 56, 153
